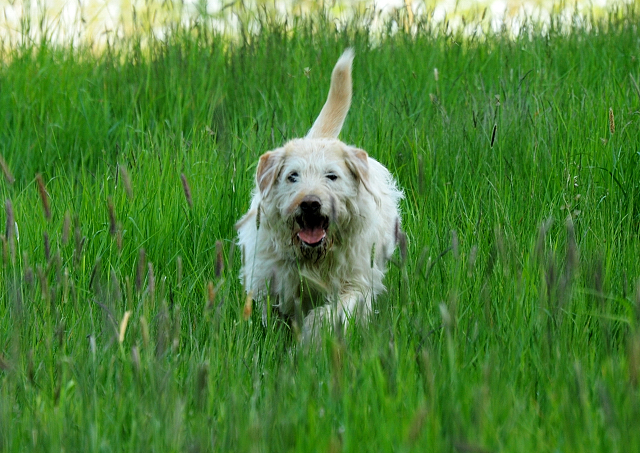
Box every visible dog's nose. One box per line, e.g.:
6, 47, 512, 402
300, 195, 321, 214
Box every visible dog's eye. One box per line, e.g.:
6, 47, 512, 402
326, 173, 338, 181
287, 172, 299, 183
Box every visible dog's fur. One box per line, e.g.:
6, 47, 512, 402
236, 49, 403, 338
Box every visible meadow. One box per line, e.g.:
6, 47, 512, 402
1, 4, 640, 452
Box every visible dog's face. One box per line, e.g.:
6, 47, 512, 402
256, 138, 372, 261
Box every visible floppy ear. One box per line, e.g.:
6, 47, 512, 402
256, 148, 285, 197
344, 146, 376, 198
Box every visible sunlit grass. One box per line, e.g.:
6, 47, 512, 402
1, 4, 640, 452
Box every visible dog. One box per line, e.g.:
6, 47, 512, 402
236, 49, 403, 339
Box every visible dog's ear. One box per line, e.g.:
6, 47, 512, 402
344, 146, 377, 199
256, 148, 285, 197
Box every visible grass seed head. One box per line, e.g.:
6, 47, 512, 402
43, 231, 50, 262
5, 199, 15, 262
116, 222, 123, 251
53, 250, 62, 284
228, 240, 236, 269
23, 256, 34, 286
535, 217, 553, 263
136, 248, 146, 291
206, 280, 216, 310
1, 235, 7, 266
5, 199, 14, 239
609, 107, 615, 135
147, 262, 156, 303
118, 310, 132, 344
131, 346, 140, 375
171, 305, 181, 352
62, 211, 71, 245
107, 197, 117, 236
140, 316, 150, 348
439, 302, 453, 329
451, 229, 459, 260
35, 173, 51, 221
155, 302, 169, 357
467, 244, 478, 277
215, 240, 224, 278
0, 155, 15, 185
180, 173, 193, 208
62, 267, 70, 304
243, 291, 253, 320
490, 123, 497, 148
118, 164, 133, 198
88, 335, 96, 360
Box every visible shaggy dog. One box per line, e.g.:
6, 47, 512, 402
236, 49, 403, 338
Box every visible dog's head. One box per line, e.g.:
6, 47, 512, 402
255, 138, 374, 260
249, 49, 375, 261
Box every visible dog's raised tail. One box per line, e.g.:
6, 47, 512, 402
306, 48, 354, 139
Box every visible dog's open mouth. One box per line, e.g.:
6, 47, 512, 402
296, 214, 329, 247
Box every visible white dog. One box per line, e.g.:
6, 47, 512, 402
236, 49, 403, 338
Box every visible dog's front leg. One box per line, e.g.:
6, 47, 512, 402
301, 290, 371, 342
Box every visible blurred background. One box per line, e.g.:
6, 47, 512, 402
1, 0, 634, 46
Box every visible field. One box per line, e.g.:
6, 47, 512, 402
1, 4, 640, 452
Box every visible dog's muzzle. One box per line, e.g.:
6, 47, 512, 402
295, 195, 329, 248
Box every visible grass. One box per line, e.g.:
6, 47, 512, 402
1, 4, 640, 452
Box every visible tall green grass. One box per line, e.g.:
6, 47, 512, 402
1, 4, 639, 452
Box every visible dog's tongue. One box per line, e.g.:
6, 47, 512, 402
298, 227, 326, 245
